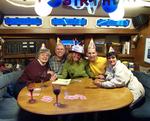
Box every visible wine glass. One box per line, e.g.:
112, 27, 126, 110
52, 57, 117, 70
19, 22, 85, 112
52, 84, 61, 107
27, 82, 36, 104
40, 71, 47, 88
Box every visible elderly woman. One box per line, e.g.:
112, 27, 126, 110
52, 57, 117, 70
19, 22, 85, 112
93, 47, 145, 106
14, 44, 57, 98
58, 44, 88, 79
20, 44, 56, 83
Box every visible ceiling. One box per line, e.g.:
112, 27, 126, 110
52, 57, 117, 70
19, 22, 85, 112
0, 0, 150, 18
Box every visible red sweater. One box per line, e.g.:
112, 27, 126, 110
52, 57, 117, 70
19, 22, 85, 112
20, 59, 51, 83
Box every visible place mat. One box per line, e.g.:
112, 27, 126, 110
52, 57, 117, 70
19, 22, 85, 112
40, 96, 53, 103
26, 93, 40, 96
64, 94, 87, 100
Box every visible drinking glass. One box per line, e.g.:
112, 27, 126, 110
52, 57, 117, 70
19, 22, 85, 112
27, 82, 36, 104
52, 84, 61, 107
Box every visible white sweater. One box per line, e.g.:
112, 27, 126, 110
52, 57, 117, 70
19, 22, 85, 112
101, 60, 145, 103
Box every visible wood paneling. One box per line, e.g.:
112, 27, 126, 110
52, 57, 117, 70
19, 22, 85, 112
0, 28, 138, 35
135, 20, 150, 67
0, 27, 141, 66
48, 35, 56, 55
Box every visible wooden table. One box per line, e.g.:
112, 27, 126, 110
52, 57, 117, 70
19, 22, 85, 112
17, 78, 133, 115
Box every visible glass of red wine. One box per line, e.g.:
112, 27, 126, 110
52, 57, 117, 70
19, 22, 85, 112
27, 82, 36, 104
52, 84, 61, 107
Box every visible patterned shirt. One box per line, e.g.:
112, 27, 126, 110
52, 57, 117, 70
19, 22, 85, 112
49, 55, 66, 74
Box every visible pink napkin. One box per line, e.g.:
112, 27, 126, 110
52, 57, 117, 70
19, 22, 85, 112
64, 94, 87, 100
40, 96, 53, 103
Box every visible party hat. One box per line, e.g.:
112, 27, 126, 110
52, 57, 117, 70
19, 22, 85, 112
57, 37, 61, 44
40, 43, 47, 50
108, 46, 115, 53
88, 38, 96, 51
0, 37, 5, 43
38, 43, 51, 56
71, 44, 84, 54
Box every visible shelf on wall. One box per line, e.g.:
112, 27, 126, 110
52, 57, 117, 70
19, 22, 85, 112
0, 28, 139, 35
3, 54, 35, 59
97, 53, 134, 58
118, 54, 134, 58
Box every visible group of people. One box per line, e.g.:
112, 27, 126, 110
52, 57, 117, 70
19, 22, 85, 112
16, 38, 145, 107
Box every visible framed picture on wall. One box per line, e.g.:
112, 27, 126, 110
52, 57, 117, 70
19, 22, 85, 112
144, 38, 150, 63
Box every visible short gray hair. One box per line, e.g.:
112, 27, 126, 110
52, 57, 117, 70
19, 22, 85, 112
36, 48, 51, 58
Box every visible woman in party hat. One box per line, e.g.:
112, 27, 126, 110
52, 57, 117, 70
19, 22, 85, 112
86, 38, 107, 79
49, 37, 66, 75
20, 43, 56, 82
93, 46, 145, 107
14, 43, 57, 98
58, 44, 88, 79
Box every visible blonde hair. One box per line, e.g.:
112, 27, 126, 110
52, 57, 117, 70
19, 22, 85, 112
66, 52, 82, 64
55, 43, 65, 51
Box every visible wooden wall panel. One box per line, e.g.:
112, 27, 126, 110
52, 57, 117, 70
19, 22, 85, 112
48, 35, 56, 56
135, 19, 150, 67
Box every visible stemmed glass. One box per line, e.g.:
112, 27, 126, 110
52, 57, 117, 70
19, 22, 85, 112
27, 82, 36, 104
40, 71, 47, 88
52, 84, 61, 107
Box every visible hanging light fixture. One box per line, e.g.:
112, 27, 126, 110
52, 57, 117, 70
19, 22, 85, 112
34, 0, 52, 17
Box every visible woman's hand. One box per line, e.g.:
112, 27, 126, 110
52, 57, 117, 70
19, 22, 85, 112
47, 70, 55, 76
50, 73, 57, 81
95, 74, 105, 80
93, 79, 104, 87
